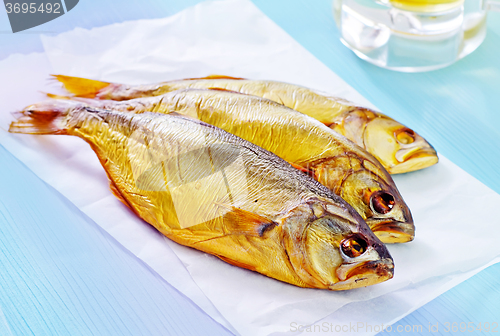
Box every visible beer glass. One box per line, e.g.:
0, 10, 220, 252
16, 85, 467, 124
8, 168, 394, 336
333, 0, 500, 71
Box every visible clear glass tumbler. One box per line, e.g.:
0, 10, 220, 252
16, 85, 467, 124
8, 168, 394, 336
333, 0, 500, 71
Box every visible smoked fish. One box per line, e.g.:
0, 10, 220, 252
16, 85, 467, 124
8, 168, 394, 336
9, 107, 394, 290
53, 74, 438, 174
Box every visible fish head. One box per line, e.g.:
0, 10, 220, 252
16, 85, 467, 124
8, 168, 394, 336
282, 200, 393, 290
331, 109, 438, 174
339, 169, 414, 243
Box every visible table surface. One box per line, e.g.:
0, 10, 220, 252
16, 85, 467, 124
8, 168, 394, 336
1, 1, 499, 335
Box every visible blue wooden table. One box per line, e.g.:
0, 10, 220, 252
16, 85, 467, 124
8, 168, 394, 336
1, 1, 499, 335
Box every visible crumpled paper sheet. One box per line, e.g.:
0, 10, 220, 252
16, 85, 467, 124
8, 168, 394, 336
1, 0, 499, 335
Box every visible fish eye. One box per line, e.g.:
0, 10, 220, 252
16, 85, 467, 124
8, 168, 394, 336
370, 191, 395, 214
396, 128, 415, 145
340, 235, 368, 258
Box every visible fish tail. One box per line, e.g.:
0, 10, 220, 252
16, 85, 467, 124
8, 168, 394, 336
51, 74, 110, 98
8, 100, 76, 135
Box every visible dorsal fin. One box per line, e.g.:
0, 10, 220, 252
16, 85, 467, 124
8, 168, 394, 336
201, 75, 246, 80
184, 75, 246, 81
206, 87, 249, 95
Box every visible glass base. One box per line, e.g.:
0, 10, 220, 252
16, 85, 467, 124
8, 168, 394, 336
341, 39, 460, 72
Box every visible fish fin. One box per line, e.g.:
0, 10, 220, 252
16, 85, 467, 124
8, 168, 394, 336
192, 75, 246, 80
165, 111, 182, 116
166, 111, 193, 118
290, 162, 315, 177
162, 111, 203, 123
147, 97, 191, 118
169, 229, 223, 246
9, 97, 87, 135
45, 92, 72, 100
108, 178, 135, 211
219, 205, 277, 237
149, 97, 161, 113
217, 255, 257, 271
206, 87, 249, 95
8, 106, 70, 135
51, 74, 110, 98
290, 162, 309, 173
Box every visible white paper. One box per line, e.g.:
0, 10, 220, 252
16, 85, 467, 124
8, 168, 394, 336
1, 0, 499, 335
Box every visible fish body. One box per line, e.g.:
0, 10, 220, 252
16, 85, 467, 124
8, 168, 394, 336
54, 74, 438, 174
27, 89, 414, 243
10, 107, 393, 290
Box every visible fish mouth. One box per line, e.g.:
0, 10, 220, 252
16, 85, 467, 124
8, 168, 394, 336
390, 148, 438, 174
368, 219, 415, 243
330, 259, 394, 290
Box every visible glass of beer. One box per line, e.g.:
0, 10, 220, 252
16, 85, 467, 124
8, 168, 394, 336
333, 0, 499, 71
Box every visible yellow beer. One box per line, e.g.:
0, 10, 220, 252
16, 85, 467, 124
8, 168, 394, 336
389, 0, 463, 12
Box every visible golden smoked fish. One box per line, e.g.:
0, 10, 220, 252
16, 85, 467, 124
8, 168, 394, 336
23, 90, 414, 243
9, 107, 394, 290
53, 74, 438, 174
